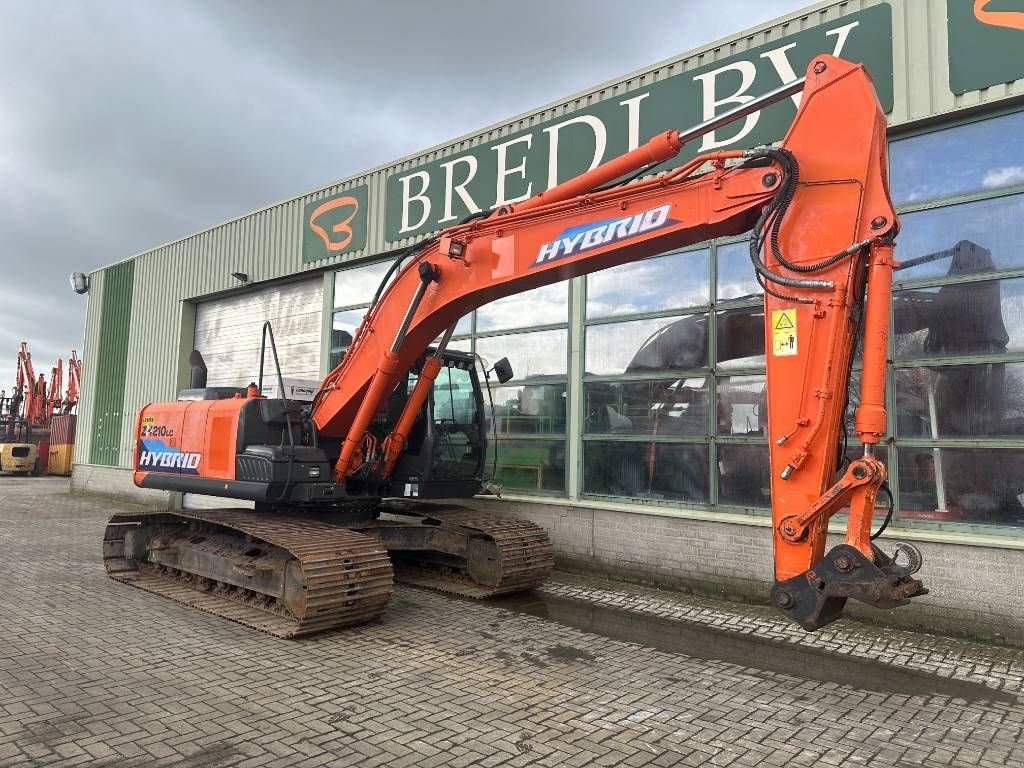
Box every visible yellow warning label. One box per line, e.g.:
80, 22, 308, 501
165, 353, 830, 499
771, 308, 797, 356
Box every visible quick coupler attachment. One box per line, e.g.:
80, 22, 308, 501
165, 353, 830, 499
770, 542, 927, 631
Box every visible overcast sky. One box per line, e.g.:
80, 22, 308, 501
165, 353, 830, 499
0, 0, 806, 395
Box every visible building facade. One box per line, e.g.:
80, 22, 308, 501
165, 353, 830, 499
73, 0, 1024, 640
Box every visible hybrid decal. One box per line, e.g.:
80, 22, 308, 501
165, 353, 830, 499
532, 204, 678, 266
136, 439, 201, 474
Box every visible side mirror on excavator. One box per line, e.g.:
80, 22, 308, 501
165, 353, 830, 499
492, 357, 514, 384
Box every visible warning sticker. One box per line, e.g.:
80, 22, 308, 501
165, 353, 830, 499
771, 308, 798, 356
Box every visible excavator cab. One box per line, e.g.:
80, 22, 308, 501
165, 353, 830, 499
381, 348, 489, 500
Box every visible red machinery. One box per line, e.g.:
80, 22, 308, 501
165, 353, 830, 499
64, 351, 82, 414
106, 57, 926, 636
46, 359, 63, 422
13, 342, 47, 431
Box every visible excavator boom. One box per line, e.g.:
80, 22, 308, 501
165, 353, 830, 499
311, 55, 925, 630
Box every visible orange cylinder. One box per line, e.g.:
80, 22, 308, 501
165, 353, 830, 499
334, 352, 402, 479
854, 242, 894, 444
515, 130, 682, 213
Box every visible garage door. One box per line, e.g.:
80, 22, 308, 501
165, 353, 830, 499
193, 278, 322, 388
185, 278, 323, 510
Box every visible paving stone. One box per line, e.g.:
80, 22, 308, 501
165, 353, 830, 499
2, 477, 1024, 767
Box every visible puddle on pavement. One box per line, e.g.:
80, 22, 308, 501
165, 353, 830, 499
485, 591, 1016, 704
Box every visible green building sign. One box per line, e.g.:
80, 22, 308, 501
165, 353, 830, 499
302, 184, 369, 263
383, 4, 893, 242
948, 0, 1024, 94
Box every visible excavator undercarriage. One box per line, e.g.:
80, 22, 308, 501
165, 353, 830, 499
103, 503, 553, 637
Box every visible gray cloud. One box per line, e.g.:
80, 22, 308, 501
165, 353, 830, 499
0, 0, 804, 392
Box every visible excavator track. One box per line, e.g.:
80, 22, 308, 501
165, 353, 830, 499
103, 509, 393, 638
379, 507, 554, 599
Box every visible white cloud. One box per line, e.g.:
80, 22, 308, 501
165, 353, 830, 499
982, 166, 1024, 189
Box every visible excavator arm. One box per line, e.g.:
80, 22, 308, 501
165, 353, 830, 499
64, 350, 82, 414
46, 359, 63, 422
14, 342, 46, 430
312, 56, 926, 630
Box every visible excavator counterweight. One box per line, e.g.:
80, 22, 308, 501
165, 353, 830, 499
108, 56, 926, 635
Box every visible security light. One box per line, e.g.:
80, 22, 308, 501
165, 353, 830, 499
231, 272, 250, 284
69, 272, 89, 294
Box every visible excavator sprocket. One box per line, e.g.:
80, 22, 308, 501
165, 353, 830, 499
103, 509, 393, 638
373, 506, 555, 599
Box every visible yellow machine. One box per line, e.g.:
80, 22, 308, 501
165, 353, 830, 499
0, 443, 39, 475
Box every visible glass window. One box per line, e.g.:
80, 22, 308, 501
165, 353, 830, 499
331, 309, 364, 351
583, 441, 709, 502
432, 366, 477, 425
583, 378, 709, 437
895, 363, 1024, 438
489, 383, 566, 436
488, 439, 565, 493
586, 249, 710, 319
585, 313, 708, 376
893, 276, 1024, 359
889, 111, 1024, 205
475, 283, 568, 332
716, 307, 765, 370
334, 260, 393, 308
717, 444, 771, 508
893, 195, 1024, 282
716, 241, 759, 302
475, 329, 567, 378
716, 375, 766, 436
433, 314, 473, 341
897, 447, 1024, 527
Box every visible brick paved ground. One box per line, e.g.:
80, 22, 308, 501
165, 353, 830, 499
2, 476, 1023, 767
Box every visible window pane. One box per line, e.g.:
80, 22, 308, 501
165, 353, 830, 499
716, 241, 759, 302
586, 249, 710, 318
898, 448, 1024, 526
585, 314, 708, 376
717, 444, 771, 508
893, 196, 1024, 282
893, 276, 1024, 359
476, 283, 568, 332
433, 366, 476, 424
716, 307, 765, 370
583, 441, 709, 502
489, 383, 566, 436
433, 314, 473, 344
475, 329, 567, 378
334, 260, 393, 308
716, 375, 766, 435
583, 378, 708, 437
331, 309, 364, 350
488, 439, 565, 493
895, 363, 1024, 438
889, 111, 1024, 205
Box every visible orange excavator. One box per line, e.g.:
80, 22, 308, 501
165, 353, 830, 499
104, 56, 927, 636
14, 342, 47, 431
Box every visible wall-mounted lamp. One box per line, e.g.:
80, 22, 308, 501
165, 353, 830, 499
231, 272, 250, 285
69, 272, 90, 294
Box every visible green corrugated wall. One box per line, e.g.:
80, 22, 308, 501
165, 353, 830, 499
89, 260, 135, 466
